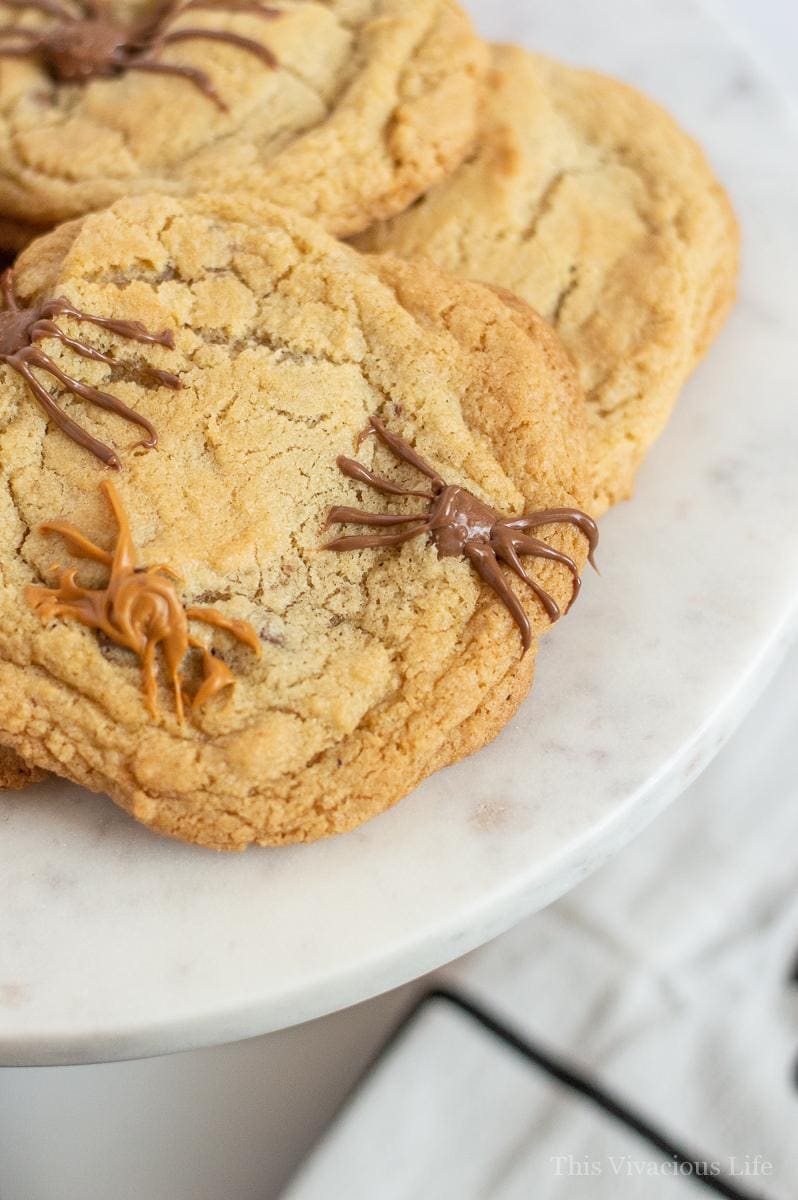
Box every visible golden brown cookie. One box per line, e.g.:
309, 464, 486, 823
0, 193, 594, 849
355, 45, 740, 514
0, 558, 535, 796
0, 0, 486, 247
0, 275, 549, 798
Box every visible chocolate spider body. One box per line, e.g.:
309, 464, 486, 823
325, 416, 599, 652
0, 268, 181, 467
27, 479, 261, 722
0, 0, 279, 108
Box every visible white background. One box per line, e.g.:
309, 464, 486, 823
1, 3, 797, 1198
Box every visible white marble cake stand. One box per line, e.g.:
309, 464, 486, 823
2, 0, 798, 1067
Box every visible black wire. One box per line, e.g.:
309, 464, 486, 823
419, 987, 772, 1200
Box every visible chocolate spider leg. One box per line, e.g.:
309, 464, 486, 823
99, 480, 138, 576
177, 1, 281, 21
63, 571, 117, 613
497, 542, 565, 622
508, 529, 589, 614
38, 519, 113, 566
491, 532, 571, 619
1, 268, 18, 311
124, 0, 179, 47
25, 582, 59, 615
325, 522, 431, 552
324, 506, 428, 530
161, 27, 277, 69
18, 345, 159, 449
28, 568, 83, 606
0, 27, 39, 37
41, 302, 177, 349
464, 541, 534, 652
498, 527, 582, 588
0, 45, 39, 58
147, 563, 184, 583
337, 456, 435, 501
515, 534, 581, 611
186, 606, 262, 655
141, 638, 161, 719
368, 415, 446, 489
503, 508, 599, 569
31, 574, 122, 640
51, 569, 96, 602
124, 57, 227, 109
32, 320, 181, 390
149, 0, 280, 51
0, 31, 40, 60
7, 356, 122, 468
187, 634, 236, 710
157, 630, 186, 724
28, 592, 96, 629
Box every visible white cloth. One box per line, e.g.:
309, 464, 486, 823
285, 642, 798, 1199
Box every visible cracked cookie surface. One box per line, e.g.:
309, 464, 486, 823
0, 0, 485, 248
0, 192, 590, 848
355, 45, 740, 514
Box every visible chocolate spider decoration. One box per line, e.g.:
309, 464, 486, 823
0, 267, 181, 468
0, 0, 280, 109
26, 479, 262, 723
324, 416, 599, 652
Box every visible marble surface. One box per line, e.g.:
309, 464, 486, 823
2, 0, 798, 1067
9, 513, 798, 1200
287, 633, 798, 1200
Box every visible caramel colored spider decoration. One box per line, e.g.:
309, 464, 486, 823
0, 267, 181, 467
26, 480, 261, 722
325, 416, 599, 652
0, 0, 280, 109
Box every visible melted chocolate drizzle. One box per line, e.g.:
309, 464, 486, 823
325, 416, 599, 652
0, 0, 280, 109
0, 268, 181, 468
26, 479, 261, 723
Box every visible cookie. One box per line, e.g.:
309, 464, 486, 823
429, 642, 537, 774
0, 192, 595, 848
0, 275, 548, 799
428, 288, 563, 773
0, 285, 545, 796
0, 744, 44, 788
355, 45, 739, 513
0, 0, 486, 247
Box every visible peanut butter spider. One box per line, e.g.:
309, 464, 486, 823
27, 480, 261, 723
0, 267, 181, 467
325, 416, 599, 652
0, 0, 280, 109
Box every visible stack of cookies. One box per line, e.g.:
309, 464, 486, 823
0, 2, 738, 849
